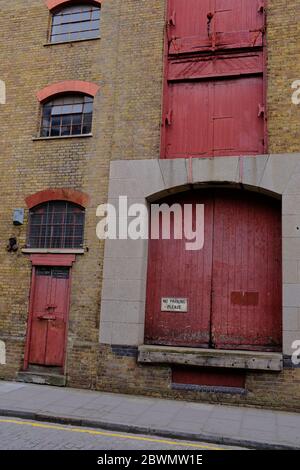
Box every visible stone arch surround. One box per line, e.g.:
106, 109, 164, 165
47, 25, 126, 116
100, 154, 300, 358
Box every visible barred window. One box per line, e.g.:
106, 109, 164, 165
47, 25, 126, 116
40, 94, 93, 137
28, 201, 85, 249
50, 4, 101, 43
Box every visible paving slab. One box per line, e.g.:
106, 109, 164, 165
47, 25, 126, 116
0, 380, 299, 449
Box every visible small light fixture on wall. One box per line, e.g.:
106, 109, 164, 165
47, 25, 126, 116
13, 208, 24, 226
7, 237, 18, 252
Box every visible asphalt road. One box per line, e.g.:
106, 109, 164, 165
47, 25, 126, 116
0, 416, 239, 450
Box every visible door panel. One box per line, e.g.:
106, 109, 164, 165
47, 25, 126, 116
44, 268, 69, 366
28, 268, 52, 365
165, 76, 264, 159
145, 192, 214, 347
168, 0, 264, 54
165, 81, 212, 158
213, 77, 264, 156
28, 267, 69, 367
211, 191, 282, 350
168, 0, 211, 54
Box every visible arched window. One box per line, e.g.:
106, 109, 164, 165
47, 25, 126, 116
50, 3, 101, 43
28, 201, 85, 249
40, 94, 93, 137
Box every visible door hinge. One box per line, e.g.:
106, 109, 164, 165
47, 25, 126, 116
167, 11, 176, 27
165, 110, 173, 126
257, 1, 265, 13
258, 104, 265, 118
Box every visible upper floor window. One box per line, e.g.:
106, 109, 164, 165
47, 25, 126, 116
40, 94, 93, 137
28, 201, 85, 249
50, 3, 101, 43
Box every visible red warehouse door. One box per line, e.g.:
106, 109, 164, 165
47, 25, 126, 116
211, 191, 282, 350
28, 267, 70, 367
165, 76, 264, 159
145, 189, 282, 351
145, 192, 214, 347
168, 0, 265, 54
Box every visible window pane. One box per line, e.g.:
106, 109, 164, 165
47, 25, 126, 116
72, 104, 83, 113
92, 9, 100, 20
82, 114, 92, 133
41, 94, 93, 137
72, 113, 82, 125
84, 102, 93, 113
71, 125, 82, 135
51, 5, 100, 43
52, 106, 62, 116
50, 126, 60, 136
41, 127, 50, 137
51, 116, 61, 127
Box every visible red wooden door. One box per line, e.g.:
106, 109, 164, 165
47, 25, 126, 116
211, 191, 282, 350
145, 191, 214, 347
168, 0, 211, 54
28, 267, 70, 366
212, 77, 264, 156
145, 190, 282, 351
168, 0, 264, 54
165, 76, 264, 159
165, 81, 212, 159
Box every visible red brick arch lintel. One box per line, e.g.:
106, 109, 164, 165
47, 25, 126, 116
46, 0, 101, 11
25, 189, 90, 209
36, 80, 100, 103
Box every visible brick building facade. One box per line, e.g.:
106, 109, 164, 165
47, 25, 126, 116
0, 0, 300, 411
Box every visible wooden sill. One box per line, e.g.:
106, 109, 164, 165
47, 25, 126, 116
138, 345, 283, 372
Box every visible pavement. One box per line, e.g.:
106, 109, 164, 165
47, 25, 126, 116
0, 380, 299, 450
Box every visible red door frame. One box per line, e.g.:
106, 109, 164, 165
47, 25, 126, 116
23, 254, 75, 371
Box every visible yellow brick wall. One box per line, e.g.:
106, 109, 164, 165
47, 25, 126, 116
0, 0, 300, 410
267, 0, 300, 153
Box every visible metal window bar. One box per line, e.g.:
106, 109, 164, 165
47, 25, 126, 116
28, 202, 85, 249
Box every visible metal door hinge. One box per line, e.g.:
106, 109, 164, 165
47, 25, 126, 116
168, 11, 176, 27
258, 104, 265, 118
257, 1, 265, 13
165, 110, 173, 126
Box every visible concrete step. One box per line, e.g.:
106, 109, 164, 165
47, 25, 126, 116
17, 371, 66, 387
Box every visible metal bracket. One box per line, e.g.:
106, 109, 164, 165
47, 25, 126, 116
165, 110, 173, 126
258, 104, 265, 118
168, 11, 176, 27
257, 1, 265, 13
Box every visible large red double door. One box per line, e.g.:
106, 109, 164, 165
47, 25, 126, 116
27, 266, 70, 367
145, 189, 282, 351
